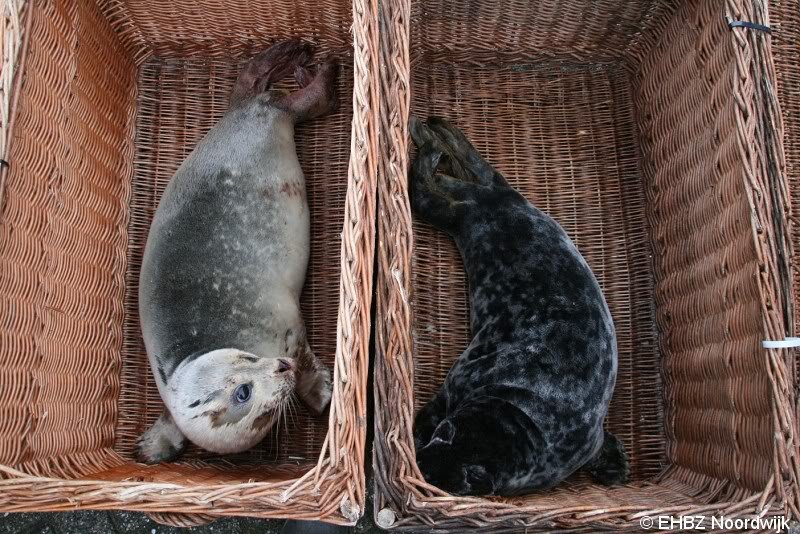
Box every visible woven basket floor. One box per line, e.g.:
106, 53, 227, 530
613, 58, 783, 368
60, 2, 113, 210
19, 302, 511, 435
113, 55, 354, 473
410, 57, 664, 486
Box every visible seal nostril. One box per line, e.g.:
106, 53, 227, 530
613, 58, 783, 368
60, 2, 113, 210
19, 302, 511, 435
277, 359, 292, 373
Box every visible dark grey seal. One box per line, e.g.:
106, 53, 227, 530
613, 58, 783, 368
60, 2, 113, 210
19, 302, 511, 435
136, 40, 337, 463
410, 116, 629, 496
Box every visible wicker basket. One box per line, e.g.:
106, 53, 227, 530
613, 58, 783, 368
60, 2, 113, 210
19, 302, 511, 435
374, 0, 799, 530
0, 0, 377, 525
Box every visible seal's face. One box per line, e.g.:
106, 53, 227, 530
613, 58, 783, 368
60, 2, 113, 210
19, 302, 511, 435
167, 348, 296, 454
416, 419, 497, 495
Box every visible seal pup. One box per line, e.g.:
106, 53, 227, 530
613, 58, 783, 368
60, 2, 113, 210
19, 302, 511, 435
410, 116, 629, 496
136, 39, 337, 464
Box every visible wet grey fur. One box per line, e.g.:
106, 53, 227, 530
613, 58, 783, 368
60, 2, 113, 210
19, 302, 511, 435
411, 116, 629, 496
139, 101, 307, 378
137, 41, 336, 462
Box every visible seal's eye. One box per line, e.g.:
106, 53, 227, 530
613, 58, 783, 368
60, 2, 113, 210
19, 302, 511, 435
233, 384, 252, 404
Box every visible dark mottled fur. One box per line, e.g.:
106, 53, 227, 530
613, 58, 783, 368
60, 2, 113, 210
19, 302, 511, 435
411, 116, 629, 496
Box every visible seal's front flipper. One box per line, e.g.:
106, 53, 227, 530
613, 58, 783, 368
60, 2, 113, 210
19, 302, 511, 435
583, 430, 630, 486
136, 410, 187, 464
296, 344, 332, 415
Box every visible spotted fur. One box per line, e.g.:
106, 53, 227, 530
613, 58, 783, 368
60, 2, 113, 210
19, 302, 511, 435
136, 40, 336, 464
411, 116, 629, 496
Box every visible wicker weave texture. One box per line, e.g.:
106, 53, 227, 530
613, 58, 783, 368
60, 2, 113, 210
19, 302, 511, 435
0, 0, 137, 476
0, 0, 378, 523
634, 0, 775, 492
408, 0, 674, 61
772, 0, 800, 431
103, 0, 354, 59
374, 0, 798, 529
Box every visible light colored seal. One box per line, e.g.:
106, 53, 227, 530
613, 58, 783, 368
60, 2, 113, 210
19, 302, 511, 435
136, 39, 338, 464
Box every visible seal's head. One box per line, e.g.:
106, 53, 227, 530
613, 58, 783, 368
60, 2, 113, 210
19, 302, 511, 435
166, 348, 296, 454
416, 418, 498, 496
415, 398, 543, 496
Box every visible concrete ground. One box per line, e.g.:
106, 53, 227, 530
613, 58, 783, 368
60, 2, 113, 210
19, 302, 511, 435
0, 511, 284, 534
0, 506, 378, 534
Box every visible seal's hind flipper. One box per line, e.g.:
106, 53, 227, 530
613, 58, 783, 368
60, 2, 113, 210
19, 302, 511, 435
410, 116, 472, 183
584, 430, 630, 486
276, 60, 338, 122
230, 39, 313, 106
426, 117, 507, 187
296, 343, 333, 415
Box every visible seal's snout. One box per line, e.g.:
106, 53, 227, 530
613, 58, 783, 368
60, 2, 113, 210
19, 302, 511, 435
276, 358, 294, 374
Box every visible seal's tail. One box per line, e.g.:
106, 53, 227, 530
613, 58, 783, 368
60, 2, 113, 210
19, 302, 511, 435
231, 38, 313, 105
584, 430, 630, 486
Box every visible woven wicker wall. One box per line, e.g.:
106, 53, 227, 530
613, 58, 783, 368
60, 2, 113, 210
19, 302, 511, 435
0, 0, 137, 477
772, 0, 800, 414
102, 0, 353, 59
408, 0, 675, 61
632, 0, 773, 491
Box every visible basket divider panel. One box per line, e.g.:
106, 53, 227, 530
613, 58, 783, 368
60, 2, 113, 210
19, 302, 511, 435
374, 0, 414, 522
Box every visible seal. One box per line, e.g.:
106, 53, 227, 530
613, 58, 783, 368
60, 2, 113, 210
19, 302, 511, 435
136, 39, 337, 464
410, 116, 629, 496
